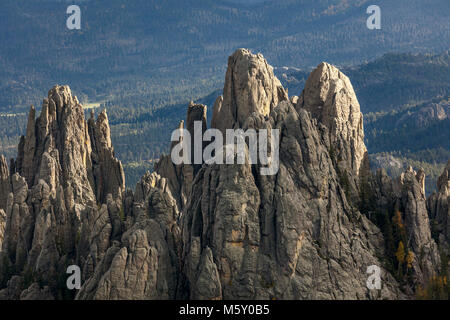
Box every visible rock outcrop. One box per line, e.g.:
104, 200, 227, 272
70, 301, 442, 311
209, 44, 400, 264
0, 86, 127, 299
0, 209, 5, 253
369, 165, 442, 290
0, 155, 10, 211
394, 167, 440, 283
0, 50, 446, 300
186, 102, 207, 174
211, 49, 288, 134
396, 100, 449, 128
428, 161, 450, 252
88, 109, 125, 204
297, 62, 370, 199
76, 171, 181, 300
180, 97, 400, 300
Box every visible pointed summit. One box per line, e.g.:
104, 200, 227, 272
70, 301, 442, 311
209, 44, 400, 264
298, 62, 369, 194
211, 48, 288, 133
88, 108, 125, 203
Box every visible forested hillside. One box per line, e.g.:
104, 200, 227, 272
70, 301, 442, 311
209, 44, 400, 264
279, 53, 449, 195
278, 52, 450, 114
0, 0, 449, 112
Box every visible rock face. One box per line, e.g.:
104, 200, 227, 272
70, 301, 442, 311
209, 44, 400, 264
88, 109, 125, 204
369, 165, 442, 289
180, 98, 400, 300
0, 86, 127, 299
297, 62, 369, 198
154, 122, 193, 212
0, 209, 5, 253
428, 161, 450, 252
186, 102, 207, 175
76, 172, 181, 300
0, 50, 446, 300
0, 155, 10, 211
394, 167, 440, 284
211, 49, 288, 134
396, 100, 449, 128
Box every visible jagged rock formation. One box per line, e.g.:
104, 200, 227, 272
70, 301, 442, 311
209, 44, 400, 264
370, 165, 442, 290
428, 161, 450, 252
76, 171, 181, 300
0, 50, 446, 300
179, 56, 401, 298
154, 124, 192, 212
0, 156, 10, 211
0, 209, 5, 252
396, 100, 449, 128
394, 167, 440, 283
211, 48, 288, 134
186, 102, 207, 174
297, 62, 370, 198
0, 86, 126, 299
153, 102, 208, 212
88, 109, 125, 204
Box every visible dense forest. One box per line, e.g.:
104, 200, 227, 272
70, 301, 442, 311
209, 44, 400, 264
0, 0, 449, 111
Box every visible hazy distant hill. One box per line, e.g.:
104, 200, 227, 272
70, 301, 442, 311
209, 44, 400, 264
278, 52, 450, 194
1, 0, 449, 111
277, 52, 450, 114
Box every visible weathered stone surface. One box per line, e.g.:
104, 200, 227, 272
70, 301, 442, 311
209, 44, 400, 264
186, 102, 207, 174
371, 165, 441, 287
19, 283, 54, 300
14, 86, 95, 206
155, 116, 194, 211
88, 110, 125, 204
297, 62, 369, 198
77, 172, 181, 300
0, 209, 6, 252
0, 51, 445, 300
0, 85, 128, 300
211, 49, 288, 134
396, 100, 449, 128
394, 167, 440, 284
181, 96, 401, 299
0, 155, 10, 211
0, 276, 23, 300
428, 161, 450, 252
21, 105, 36, 187
191, 247, 222, 300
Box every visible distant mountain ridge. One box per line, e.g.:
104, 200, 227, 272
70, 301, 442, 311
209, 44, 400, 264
277, 52, 450, 114
1, 0, 449, 111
